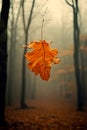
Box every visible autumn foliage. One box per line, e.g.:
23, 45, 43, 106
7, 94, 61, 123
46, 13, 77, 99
24, 40, 61, 81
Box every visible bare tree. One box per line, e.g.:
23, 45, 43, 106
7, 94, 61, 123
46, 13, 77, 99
7, 0, 23, 106
21, 0, 35, 108
65, 0, 83, 110
7, 0, 15, 106
0, 0, 10, 125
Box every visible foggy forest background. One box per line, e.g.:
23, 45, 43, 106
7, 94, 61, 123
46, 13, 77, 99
0, 0, 87, 111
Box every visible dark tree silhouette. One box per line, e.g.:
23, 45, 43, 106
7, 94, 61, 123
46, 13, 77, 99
21, 0, 35, 108
65, 0, 84, 110
0, 0, 10, 125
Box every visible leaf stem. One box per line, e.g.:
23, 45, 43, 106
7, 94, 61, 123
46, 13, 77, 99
41, 17, 44, 40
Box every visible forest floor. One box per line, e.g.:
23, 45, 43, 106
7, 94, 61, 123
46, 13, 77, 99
0, 99, 87, 130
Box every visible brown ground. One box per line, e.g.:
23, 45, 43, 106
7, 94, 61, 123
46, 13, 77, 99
1, 100, 87, 130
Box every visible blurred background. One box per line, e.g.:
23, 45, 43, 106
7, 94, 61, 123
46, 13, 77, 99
0, 0, 87, 111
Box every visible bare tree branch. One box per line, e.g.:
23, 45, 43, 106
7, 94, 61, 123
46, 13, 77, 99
21, 0, 35, 33
76, 0, 79, 12
65, 0, 73, 7
21, 0, 26, 32
27, 0, 35, 32
15, 0, 23, 26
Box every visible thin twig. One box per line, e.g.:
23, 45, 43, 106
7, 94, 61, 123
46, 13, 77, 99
41, 17, 44, 40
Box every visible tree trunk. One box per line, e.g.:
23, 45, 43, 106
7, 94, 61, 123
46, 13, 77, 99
73, 3, 83, 110
21, 33, 28, 108
0, 0, 10, 125
65, 0, 84, 111
7, 0, 14, 105
20, 0, 35, 108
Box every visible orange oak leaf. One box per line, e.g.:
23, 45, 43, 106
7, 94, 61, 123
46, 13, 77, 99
24, 40, 61, 81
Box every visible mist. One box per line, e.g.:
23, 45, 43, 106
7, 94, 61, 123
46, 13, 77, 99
0, 0, 87, 129
5, 0, 87, 108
